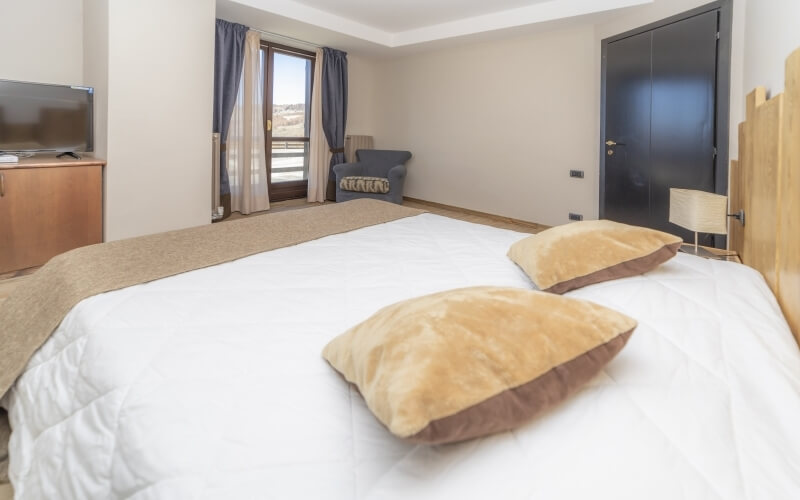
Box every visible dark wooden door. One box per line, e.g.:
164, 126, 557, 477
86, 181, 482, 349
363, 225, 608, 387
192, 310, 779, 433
603, 30, 652, 229
602, 10, 719, 244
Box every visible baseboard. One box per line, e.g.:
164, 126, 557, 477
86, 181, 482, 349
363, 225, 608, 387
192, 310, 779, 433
403, 197, 549, 231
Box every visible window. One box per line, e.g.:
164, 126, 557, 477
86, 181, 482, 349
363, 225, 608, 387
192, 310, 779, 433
261, 43, 316, 201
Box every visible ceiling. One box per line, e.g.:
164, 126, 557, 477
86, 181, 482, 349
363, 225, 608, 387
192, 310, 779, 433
216, 0, 654, 56
289, 0, 552, 32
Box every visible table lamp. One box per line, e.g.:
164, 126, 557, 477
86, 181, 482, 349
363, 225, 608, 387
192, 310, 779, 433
669, 188, 728, 257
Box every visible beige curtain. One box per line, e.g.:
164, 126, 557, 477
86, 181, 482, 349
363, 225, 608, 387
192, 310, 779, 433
307, 48, 329, 203
227, 30, 270, 214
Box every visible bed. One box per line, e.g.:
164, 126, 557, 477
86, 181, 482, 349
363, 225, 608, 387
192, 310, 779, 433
0, 208, 798, 499
2, 44, 800, 500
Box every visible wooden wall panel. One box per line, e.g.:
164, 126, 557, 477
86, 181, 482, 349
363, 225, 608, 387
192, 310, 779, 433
728, 160, 744, 254
732, 48, 800, 345
779, 50, 800, 341
750, 94, 783, 291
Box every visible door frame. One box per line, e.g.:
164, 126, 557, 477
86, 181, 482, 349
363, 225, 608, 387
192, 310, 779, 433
599, 0, 733, 236
262, 41, 316, 202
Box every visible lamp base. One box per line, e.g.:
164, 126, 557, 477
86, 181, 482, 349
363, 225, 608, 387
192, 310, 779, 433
679, 243, 724, 259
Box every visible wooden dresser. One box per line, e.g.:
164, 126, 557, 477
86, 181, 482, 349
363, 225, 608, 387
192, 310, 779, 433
0, 156, 105, 274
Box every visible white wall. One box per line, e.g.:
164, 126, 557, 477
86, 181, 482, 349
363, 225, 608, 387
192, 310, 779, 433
346, 54, 378, 137
84, 0, 216, 241
742, 0, 800, 97
7, 0, 797, 237
83, 0, 108, 160
363, 0, 751, 226
371, 26, 599, 227
0, 0, 84, 85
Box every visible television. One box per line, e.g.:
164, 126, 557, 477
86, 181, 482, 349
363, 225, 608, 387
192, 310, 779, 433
0, 79, 94, 154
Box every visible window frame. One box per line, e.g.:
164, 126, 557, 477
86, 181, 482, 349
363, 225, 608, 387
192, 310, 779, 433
261, 41, 317, 202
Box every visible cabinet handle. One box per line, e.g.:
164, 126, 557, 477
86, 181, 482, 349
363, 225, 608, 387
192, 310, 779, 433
0, 173, 4, 197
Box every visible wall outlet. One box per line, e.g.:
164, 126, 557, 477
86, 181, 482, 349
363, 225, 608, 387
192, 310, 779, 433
569, 213, 584, 221
569, 170, 585, 178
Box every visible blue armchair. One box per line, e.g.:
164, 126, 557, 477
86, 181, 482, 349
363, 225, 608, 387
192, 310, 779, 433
333, 150, 412, 204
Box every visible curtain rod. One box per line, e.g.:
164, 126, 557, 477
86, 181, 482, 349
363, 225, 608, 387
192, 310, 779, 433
250, 28, 322, 49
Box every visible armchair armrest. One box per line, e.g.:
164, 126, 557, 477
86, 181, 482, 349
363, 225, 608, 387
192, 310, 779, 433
387, 164, 407, 185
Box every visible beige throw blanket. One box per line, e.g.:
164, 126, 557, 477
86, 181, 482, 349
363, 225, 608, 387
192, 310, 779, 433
0, 199, 423, 483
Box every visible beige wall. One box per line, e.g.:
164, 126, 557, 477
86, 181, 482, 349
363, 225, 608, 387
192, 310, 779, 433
346, 54, 378, 138
7, 0, 798, 237
371, 26, 599, 227
742, 0, 800, 97
84, 0, 215, 241
364, 0, 751, 226
83, 0, 108, 160
0, 0, 84, 85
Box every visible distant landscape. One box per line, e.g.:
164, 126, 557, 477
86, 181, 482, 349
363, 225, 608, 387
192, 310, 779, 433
272, 103, 306, 138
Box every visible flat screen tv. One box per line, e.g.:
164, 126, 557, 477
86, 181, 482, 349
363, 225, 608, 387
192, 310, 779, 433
0, 79, 94, 154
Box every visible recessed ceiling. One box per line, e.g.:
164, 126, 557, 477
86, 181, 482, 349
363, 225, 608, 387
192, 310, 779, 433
290, 0, 553, 32
217, 0, 654, 54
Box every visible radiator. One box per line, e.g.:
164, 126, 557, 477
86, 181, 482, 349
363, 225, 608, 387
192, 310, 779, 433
212, 133, 221, 216
345, 135, 374, 163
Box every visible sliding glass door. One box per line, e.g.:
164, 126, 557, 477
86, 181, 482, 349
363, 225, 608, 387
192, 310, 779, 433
261, 43, 316, 202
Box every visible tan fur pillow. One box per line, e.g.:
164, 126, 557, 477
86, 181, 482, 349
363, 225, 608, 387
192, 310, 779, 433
322, 287, 636, 444
508, 220, 682, 294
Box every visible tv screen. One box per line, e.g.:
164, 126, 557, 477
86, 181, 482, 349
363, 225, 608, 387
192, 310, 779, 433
0, 79, 94, 153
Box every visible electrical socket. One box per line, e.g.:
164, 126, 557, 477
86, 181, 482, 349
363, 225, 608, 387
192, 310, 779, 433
569, 213, 584, 221
569, 170, 585, 178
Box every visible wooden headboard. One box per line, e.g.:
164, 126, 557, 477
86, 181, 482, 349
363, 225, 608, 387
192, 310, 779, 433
730, 47, 800, 345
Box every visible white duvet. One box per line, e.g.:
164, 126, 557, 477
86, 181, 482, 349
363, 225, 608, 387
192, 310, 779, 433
3, 213, 800, 499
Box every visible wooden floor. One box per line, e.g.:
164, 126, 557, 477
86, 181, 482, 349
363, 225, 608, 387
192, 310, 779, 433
224, 197, 326, 220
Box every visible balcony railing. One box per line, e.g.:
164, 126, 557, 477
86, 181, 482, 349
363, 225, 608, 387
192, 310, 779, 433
271, 139, 309, 182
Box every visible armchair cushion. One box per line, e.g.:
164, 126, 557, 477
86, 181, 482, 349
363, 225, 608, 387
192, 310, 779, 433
340, 176, 390, 194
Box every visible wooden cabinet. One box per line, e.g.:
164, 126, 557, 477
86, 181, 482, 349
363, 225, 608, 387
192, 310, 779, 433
0, 158, 104, 274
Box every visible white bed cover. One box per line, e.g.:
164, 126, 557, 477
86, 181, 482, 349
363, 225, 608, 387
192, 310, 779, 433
3, 213, 800, 499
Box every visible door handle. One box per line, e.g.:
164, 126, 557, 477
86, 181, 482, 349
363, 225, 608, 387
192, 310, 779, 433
0, 172, 4, 197
605, 140, 626, 147
267, 119, 272, 132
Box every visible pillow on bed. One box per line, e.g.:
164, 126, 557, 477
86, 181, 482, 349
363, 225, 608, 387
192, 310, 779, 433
508, 220, 682, 294
322, 286, 636, 444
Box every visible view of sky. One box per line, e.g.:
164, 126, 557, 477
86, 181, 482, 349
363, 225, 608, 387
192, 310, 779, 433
272, 52, 309, 105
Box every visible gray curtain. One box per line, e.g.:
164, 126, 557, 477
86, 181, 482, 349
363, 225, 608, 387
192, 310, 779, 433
213, 19, 248, 215
321, 47, 348, 201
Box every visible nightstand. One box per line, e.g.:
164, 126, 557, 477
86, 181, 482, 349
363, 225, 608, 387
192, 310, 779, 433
679, 244, 741, 263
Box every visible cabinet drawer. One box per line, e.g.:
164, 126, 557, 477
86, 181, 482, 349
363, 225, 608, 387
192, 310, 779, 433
0, 166, 103, 273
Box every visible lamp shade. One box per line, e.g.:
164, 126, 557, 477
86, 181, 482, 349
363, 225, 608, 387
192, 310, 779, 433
669, 188, 728, 235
